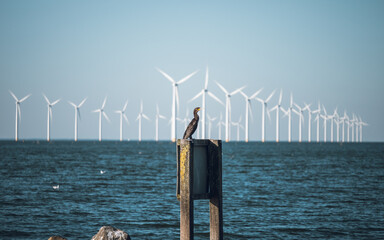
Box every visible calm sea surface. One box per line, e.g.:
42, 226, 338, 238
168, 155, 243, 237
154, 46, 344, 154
0, 141, 383, 239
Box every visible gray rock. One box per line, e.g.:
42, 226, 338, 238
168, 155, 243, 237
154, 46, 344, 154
48, 236, 67, 240
91, 226, 131, 240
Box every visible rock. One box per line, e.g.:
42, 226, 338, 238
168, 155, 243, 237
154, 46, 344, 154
91, 226, 131, 240
48, 236, 67, 240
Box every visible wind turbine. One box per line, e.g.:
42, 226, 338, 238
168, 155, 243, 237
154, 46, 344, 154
189, 67, 223, 139
321, 106, 329, 142
68, 98, 87, 141
329, 108, 338, 143
216, 82, 245, 142
333, 110, 340, 142
43, 94, 60, 142
313, 102, 321, 142
268, 89, 283, 142
240, 88, 263, 142
115, 100, 129, 141
281, 93, 294, 142
93, 97, 110, 142
256, 90, 276, 142
155, 104, 166, 142
293, 103, 304, 143
359, 117, 368, 142
157, 68, 198, 142
136, 101, 150, 142
304, 103, 320, 142
339, 111, 348, 142
206, 114, 217, 139
9, 91, 31, 142
231, 116, 243, 142
216, 113, 224, 140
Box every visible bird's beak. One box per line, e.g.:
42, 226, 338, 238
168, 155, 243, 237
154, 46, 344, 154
197, 108, 201, 112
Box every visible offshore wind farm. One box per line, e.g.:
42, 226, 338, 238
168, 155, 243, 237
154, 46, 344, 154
1, 1, 384, 240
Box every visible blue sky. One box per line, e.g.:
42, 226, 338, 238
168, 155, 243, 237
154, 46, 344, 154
0, 0, 383, 141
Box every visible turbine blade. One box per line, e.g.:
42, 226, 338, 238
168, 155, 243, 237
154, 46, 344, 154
215, 81, 228, 94
207, 91, 224, 106
292, 109, 299, 115
265, 90, 276, 103
78, 98, 87, 108
266, 107, 271, 121
101, 97, 107, 109
9, 91, 18, 101
278, 89, 283, 105
103, 112, 110, 122
17, 104, 21, 121
255, 97, 264, 104
140, 100, 143, 112
177, 70, 198, 84
239, 91, 248, 99
248, 102, 254, 121
294, 103, 300, 110
188, 90, 203, 103
123, 114, 129, 124
51, 99, 60, 106
230, 86, 246, 96
123, 100, 128, 111
142, 114, 150, 121
250, 88, 263, 99
78, 109, 82, 120
159, 115, 166, 120
156, 68, 175, 83
43, 94, 50, 104
68, 101, 76, 108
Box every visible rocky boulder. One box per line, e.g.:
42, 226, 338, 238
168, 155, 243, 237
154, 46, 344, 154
48, 236, 67, 240
91, 226, 131, 240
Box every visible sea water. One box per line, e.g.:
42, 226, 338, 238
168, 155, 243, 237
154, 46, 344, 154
0, 141, 383, 239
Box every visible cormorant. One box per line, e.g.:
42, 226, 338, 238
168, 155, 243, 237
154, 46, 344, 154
183, 107, 200, 139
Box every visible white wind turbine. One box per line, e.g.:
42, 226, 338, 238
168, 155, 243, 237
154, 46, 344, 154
155, 104, 166, 142
353, 114, 359, 142
136, 101, 150, 142
231, 116, 243, 142
339, 111, 348, 142
359, 117, 368, 142
329, 108, 338, 143
304, 103, 320, 143
216, 82, 245, 142
189, 67, 224, 139
320, 106, 330, 142
115, 101, 129, 142
93, 97, 110, 142
9, 91, 31, 142
313, 102, 321, 143
68, 98, 87, 141
281, 93, 294, 142
333, 110, 340, 142
157, 68, 198, 142
256, 90, 276, 142
216, 113, 224, 140
269, 89, 283, 142
293, 103, 304, 143
206, 114, 217, 139
43, 94, 60, 142
240, 88, 263, 142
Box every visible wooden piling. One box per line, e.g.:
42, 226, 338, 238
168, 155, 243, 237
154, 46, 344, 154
177, 139, 223, 240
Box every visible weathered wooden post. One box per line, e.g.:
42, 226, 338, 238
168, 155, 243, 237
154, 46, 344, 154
176, 139, 223, 240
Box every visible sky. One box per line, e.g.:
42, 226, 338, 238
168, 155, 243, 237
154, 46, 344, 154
0, 0, 383, 142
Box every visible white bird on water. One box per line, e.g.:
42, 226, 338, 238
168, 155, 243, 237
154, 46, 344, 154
100, 170, 106, 174
52, 185, 59, 190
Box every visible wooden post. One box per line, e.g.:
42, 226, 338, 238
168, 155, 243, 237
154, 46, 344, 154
178, 139, 194, 239
209, 140, 223, 240
177, 139, 223, 240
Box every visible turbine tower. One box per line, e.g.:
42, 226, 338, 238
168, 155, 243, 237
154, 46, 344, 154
231, 116, 243, 142
314, 102, 321, 142
206, 114, 217, 139
215, 82, 245, 142
155, 104, 166, 142
269, 89, 283, 142
304, 103, 320, 143
189, 67, 223, 139
256, 90, 275, 142
216, 113, 224, 140
321, 106, 329, 142
329, 108, 338, 143
293, 103, 304, 143
115, 101, 129, 142
157, 68, 198, 142
240, 88, 263, 142
93, 97, 110, 142
136, 101, 150, 142
359, 117, 368, 142
9, 91, 31, 142
43, 94, 60, 142
68, 98, 87, 141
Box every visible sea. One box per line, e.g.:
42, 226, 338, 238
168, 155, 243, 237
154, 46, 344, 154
0, 141, 383, 240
